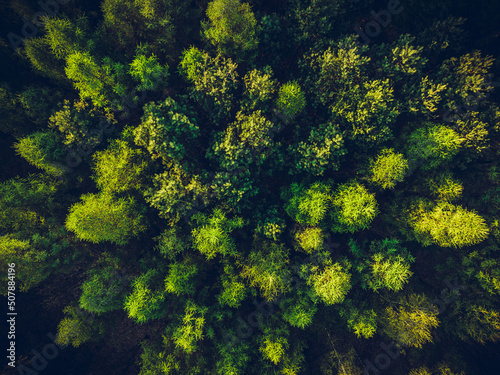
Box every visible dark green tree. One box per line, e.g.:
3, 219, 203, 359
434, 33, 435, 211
203, 0, 258, 59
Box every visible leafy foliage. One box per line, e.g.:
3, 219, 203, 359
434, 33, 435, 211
330, 181, 378, 233
191, 209, 243, 259
55, 306, 104, 347
165, 260, 199, 296
93, 139, 147, 193
295, 227, 324, 254
307, 261, 352, 305
368, 148, 409, 190
172, 301, 207, 354
283, 182, 332, 227
242, 67, 277, 112
276, 81, 306, 120
179, 47, 239, 122
65, 51, 129, 109
289, 121, 346, 176
3, 2, 500, 374
48, 99, 115, 148
218, 264, 247, 308
241, 240, 291, 301
66, 193, 147, 245
129, 53, 168, 91
405, 124, 463, 171
79, 268, 127, 314
408, 200, 489, 247
134, 97, 200, 162
14, 131, 68, 176
124, 269, 168, 323
203, 0, 258, 59
382, 294, 439, 348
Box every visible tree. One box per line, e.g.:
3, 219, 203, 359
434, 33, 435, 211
408, 200, 489, 247
203, 0, 258, 59
217, 264, 247, 308
155, 226, 188, 260
48, 99, 115, 149
307, 261, 352, 305
280, 288, 317, 329
382, 294, 439, 348
367, 148, 409, 190
164, 260, 198, 296
438, 50, 495, 121
179, 47, 239, 122
101, 0, 177, 55
191, 209, 243, 259
330, 181, 378, 233
455, 305, 500, 344
79, 268, 126, 314
360, 238, 415, 292
18, 85, 63, 126
24, 37, 67, 80
295, 227, 324, 254
0, 85, 28, 136
289, 121, 346, 176
254, 205, 286, 241
55, 306, 104, 347
366, 253, 413, 292
424, 172, 463, 202
22, 15, 91, 81
275, 81, 306, 121
303, 35, 398, 146
14, 131, 69, 176
124, 270, 168, 323
66, 193, 147, 245
260, 336, 288, 365
172, 301, 207, 354
241, 240, 291, 301
0, 230, 70, 294
375, 35, 428, 80
215, 337, 251, 375
405, 76, 448, 117
405, 124, 463, 171
339, 304, 378, 339
0, 236, 29, 295
93, 139, 148, 193
65, 51, 129, 109
290, 0, 363, 48
43, 15, 89, 60
139, 334, 209, 375
0, 174, 58, 233
144, 163, 210, 224
210, 110, 281, 172
134, 97, 200, 162
282, 182, 332, 227
129, 53, 168, 91
242, 67, 277, 112
334, 78, 398, 145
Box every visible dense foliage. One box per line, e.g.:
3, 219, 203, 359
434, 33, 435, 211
2, 0, 500, 374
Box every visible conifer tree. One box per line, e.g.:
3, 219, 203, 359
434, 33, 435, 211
408, 200, 489, 247
241, 240, 291, 301
307, 261, 352, 305
66, 193, 147, 245
191, 209, 243, 259
330, 181, 378, 233
368, 148, 408, 190
382, 294, 439, 348
203, 0, 258, 59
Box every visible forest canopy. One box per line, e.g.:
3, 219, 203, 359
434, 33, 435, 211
1, 0, 500, 374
